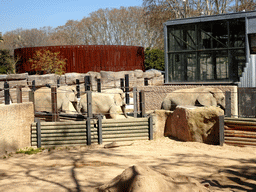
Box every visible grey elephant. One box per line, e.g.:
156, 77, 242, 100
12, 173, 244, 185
78, 92, 128, 119
161, 87, 225, 111
34, 86, 78, 114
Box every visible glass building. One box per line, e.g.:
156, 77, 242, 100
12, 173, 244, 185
164, 11, 256, 86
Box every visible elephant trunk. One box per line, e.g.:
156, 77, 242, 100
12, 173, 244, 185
121, 105, 128, 118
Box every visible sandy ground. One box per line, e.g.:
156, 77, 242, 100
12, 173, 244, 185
0, 137, 256, 192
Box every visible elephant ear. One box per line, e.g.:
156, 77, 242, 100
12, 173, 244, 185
196, 90, 217, 107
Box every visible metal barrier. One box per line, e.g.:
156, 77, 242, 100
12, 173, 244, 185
31, 116, 153, 147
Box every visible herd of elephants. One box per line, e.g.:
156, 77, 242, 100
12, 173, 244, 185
34, 85, 225, 119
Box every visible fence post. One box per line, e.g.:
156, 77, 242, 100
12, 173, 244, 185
133, 87, 138, 118
125, 74, 129, 105
120, 78, 124, 91
57, 79, 60, 88
35, 118, 41, 148
87, 91, 93, 118
76, 79, 80, 99
16, 86, 22, 103
219, 115, 224, 146
149, 115, 153, 140
139, 90, 145, 117
97, 78, 101, 92
144, 78, 149, 86
51, 86, 59, 122
225, 91, 231, 117
4, 82, 10, 105
32, 80, 36, 91
87, 117, 91, 145
85, 76, 91, 91
97, 115, 102, 144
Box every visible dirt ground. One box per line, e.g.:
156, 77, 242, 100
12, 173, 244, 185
0, 137, 256, 192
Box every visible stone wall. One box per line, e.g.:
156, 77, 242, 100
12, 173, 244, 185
0, 102, 34, 155
0, 70, 164, 104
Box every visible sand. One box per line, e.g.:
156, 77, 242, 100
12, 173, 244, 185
0, 137, 256, 192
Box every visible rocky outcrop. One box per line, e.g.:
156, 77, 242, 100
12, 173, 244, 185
97, 164, 211, 192
164, 106, 224, 144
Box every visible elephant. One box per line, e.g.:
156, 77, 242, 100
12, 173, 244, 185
34, 86, 78, 114
78, 92, 128, 119
161, 87, 225, 111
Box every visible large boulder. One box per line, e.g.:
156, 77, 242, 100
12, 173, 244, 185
97, 165, 211, 192
164, 106, 224, 144
27, 74, 59, 88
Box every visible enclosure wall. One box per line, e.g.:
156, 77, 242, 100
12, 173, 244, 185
14, 45, 145, 74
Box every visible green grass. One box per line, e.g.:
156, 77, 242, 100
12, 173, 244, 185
16, 147, 44, 155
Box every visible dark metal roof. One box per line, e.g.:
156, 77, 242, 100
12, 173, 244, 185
164, 10, 256, 26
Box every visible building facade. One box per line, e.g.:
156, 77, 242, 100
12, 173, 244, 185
164, 11, 256, 86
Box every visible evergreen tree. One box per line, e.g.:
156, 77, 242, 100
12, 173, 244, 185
144, 47, 165, 71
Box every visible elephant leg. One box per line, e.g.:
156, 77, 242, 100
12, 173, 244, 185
109, 106, 117, 119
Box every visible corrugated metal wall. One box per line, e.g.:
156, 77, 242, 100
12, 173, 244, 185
14, 45, 145, 73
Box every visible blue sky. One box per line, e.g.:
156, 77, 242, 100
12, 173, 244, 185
1, 0, 143, 35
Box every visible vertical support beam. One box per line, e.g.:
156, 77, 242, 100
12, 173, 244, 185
16, 86, 22, 103
125, 74, 129, 105
133, 87, 138, 118
144, 78, 149, 86
87, 117, 91, 145
225, 91, 231, 117
120, 78, 124, 91
85, 76, 91, 91
97, 78, 101, 92
86, 91, 93, 118
76, 79, 80, 99
51, 86, 59, 122
149, 115, 153, 140
139, 90, 145, 117
219, 115, 225, 146
4, 82, 10, 105
29, 90, 35, 115
35, 118, 41, 148
252, 90, 256, 118
97, 115, 102, 144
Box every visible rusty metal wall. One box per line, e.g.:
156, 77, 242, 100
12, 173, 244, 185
14, 45, 145, 74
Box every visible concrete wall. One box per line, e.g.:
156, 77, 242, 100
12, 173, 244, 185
0, 102, 34, 155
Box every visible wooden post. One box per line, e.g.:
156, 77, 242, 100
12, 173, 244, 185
97, 115, 102, 144
87, 117, 91, 145
76, 79, 80, 99
97, 78, 101, 92
32, 80, 36, 91
219, 115, 224, 146
225, 91, 231, 117
149, 115, 153, 140
57, 79, 60, 88
120, 78, 124, 91
35, 118, 41, 148
139, 90, 145, 117
16, 86, 22, 103
87, 91, 93, 118
133, 87, 138, 118
85, 76, 91, 91
51, 86, 59, 122
144, 78, 149, 86
4, 82, 10, 105
125, 74, 129, 105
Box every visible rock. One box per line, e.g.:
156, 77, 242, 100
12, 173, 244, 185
151, 110, 173, 139
65, 73, 86, 85
6, 73, 28, 80
98, 164, 211, 192
27, 74, 59, 88
134, 69, 144, 78
164, 106, 224, 144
